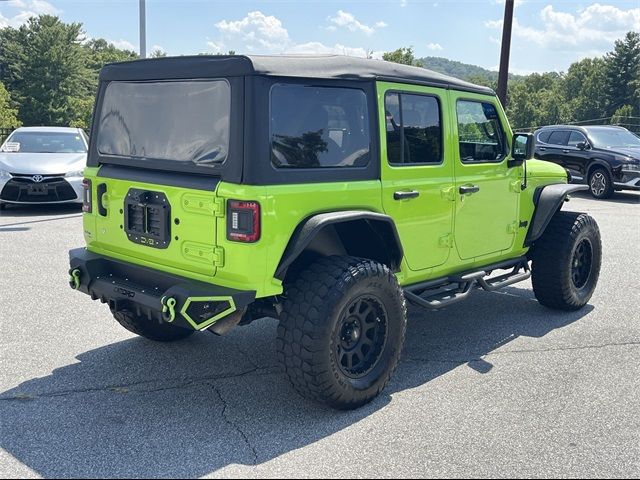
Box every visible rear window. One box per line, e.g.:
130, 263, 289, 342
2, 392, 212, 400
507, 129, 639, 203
270, 84, 370, 169
97, 80, 230, 166
547, 130, 570, 146
3, 131, 86, 153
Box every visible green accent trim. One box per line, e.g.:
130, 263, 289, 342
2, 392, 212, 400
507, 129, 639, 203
161, 296, 177, 323
180, 296, 237, 330
70, 269, 81, 290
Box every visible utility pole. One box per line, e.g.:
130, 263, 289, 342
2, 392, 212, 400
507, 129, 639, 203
139, 0, 146, 58
497, 0, 514, 107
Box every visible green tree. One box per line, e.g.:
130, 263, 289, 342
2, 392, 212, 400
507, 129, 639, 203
0, 82, 21, 127
150, 48, 167, 58
382, 47, 422, 67
561, 57, 607, 122
0, 15, 91, 126
604, 31, 640, 116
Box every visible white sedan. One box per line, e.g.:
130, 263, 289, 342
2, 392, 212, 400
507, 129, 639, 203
0, 126, 88, 209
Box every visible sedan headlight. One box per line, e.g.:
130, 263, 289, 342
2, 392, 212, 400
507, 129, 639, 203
65, 169, 85, 178
622, 163, 640, 172
0, 169, 11, 180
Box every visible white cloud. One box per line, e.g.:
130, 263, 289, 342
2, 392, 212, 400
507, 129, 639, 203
328, 10, 387, 36
426, 42, 443, 51
0, 1, 60, 28
215, 11, 289, 50
401, 0, 407, 7
208, 11, 381, 58
109, 39, 136, 51
486, 3, 640, 55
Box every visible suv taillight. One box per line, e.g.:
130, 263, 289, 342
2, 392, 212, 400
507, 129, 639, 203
227, 200, 260, 243
82, 178, 92, 213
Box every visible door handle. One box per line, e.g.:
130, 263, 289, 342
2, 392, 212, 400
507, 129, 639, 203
393, 190, 420, 200
539, 147, 546, 151
562, 149, 570, 153
459, 185, 480, 195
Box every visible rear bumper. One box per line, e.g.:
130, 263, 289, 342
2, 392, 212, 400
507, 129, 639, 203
68, 248, 256, 332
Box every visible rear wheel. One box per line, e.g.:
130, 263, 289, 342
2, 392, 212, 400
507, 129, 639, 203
277, 256, 406, 410
531, 211, 601, 311
588, 167, 614, 199
112, 309, 195, 342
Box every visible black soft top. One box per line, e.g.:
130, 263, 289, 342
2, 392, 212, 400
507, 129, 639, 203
99, 54, 494, 95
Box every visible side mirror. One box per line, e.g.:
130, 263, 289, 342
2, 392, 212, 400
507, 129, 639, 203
577, 141, 589, 150
508, 132, 535, 167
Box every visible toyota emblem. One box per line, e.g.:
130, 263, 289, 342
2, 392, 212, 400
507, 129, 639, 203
32, 175, 44, 183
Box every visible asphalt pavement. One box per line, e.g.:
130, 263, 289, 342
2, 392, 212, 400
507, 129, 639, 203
1, 191, 639, 478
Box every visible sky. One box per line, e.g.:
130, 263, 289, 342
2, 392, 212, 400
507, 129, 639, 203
1, 0, 639, 74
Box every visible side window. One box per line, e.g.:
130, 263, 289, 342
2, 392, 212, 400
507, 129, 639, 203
568, 131, 587, 147
456, 100, 506, 163
537, 130, 551, 143
270, 84, 370, 169
548, 130, 570, 146
385, 92, 442, 165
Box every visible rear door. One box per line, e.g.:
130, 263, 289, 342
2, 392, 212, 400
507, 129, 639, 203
379, 83, 455, 271
86, 79, 232, 278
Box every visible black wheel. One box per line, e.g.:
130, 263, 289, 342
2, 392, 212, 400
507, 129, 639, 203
277, 256, 406, 410
531, 211, 601, 311
588, 167, 614, 199
112, 309, 195, 342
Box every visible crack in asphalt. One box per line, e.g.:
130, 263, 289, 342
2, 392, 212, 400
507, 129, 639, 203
211, 382, 259, 466
403, 340, 640, 365
0, 366, 278, 402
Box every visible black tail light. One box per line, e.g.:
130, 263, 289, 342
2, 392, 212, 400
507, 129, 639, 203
82, 178, 92, 213
227, 200, 260, 243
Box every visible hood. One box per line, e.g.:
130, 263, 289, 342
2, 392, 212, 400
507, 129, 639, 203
606, 147, 640, 161
0, 152, 86, 175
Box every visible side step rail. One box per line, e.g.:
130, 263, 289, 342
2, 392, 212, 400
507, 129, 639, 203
403, 258, 531, 311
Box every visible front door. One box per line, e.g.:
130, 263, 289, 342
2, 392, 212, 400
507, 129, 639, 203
379, 83, 455, 271
452, 94, 520, 260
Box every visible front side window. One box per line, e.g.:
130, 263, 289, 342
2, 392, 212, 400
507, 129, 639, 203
3, 131, 86, 153
456, 101, 506, 163
568, 131, 587, 147
97, 80, 230, 166
270, 84, 370, 169
385, 92, 442, 165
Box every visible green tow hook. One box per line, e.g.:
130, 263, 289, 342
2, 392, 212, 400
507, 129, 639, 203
161, 296, 177, 323
69, 269, 81, 290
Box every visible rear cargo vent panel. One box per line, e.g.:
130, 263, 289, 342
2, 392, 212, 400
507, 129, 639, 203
124, 188, 171, 249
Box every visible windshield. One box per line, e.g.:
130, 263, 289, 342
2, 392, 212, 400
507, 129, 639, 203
2, 131, 86, 153
587, 129, 640, 149
97, 80, 230, 166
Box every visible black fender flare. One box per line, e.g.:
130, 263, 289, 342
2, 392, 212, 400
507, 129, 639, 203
274, 211, 404, 280
525, 183, 588, 246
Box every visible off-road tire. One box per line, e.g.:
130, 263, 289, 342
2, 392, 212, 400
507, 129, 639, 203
112, 309, 195, 342
588, 167, 614, 199
531, 211, 601, 311
277, 256, 407, 410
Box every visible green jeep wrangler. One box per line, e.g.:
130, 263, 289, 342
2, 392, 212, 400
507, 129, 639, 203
69, 55, 601, 409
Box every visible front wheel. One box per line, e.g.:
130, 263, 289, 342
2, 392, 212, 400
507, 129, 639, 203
531, 211, 601, 311
588, 167, 614, 199
277, 256, 407, 410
